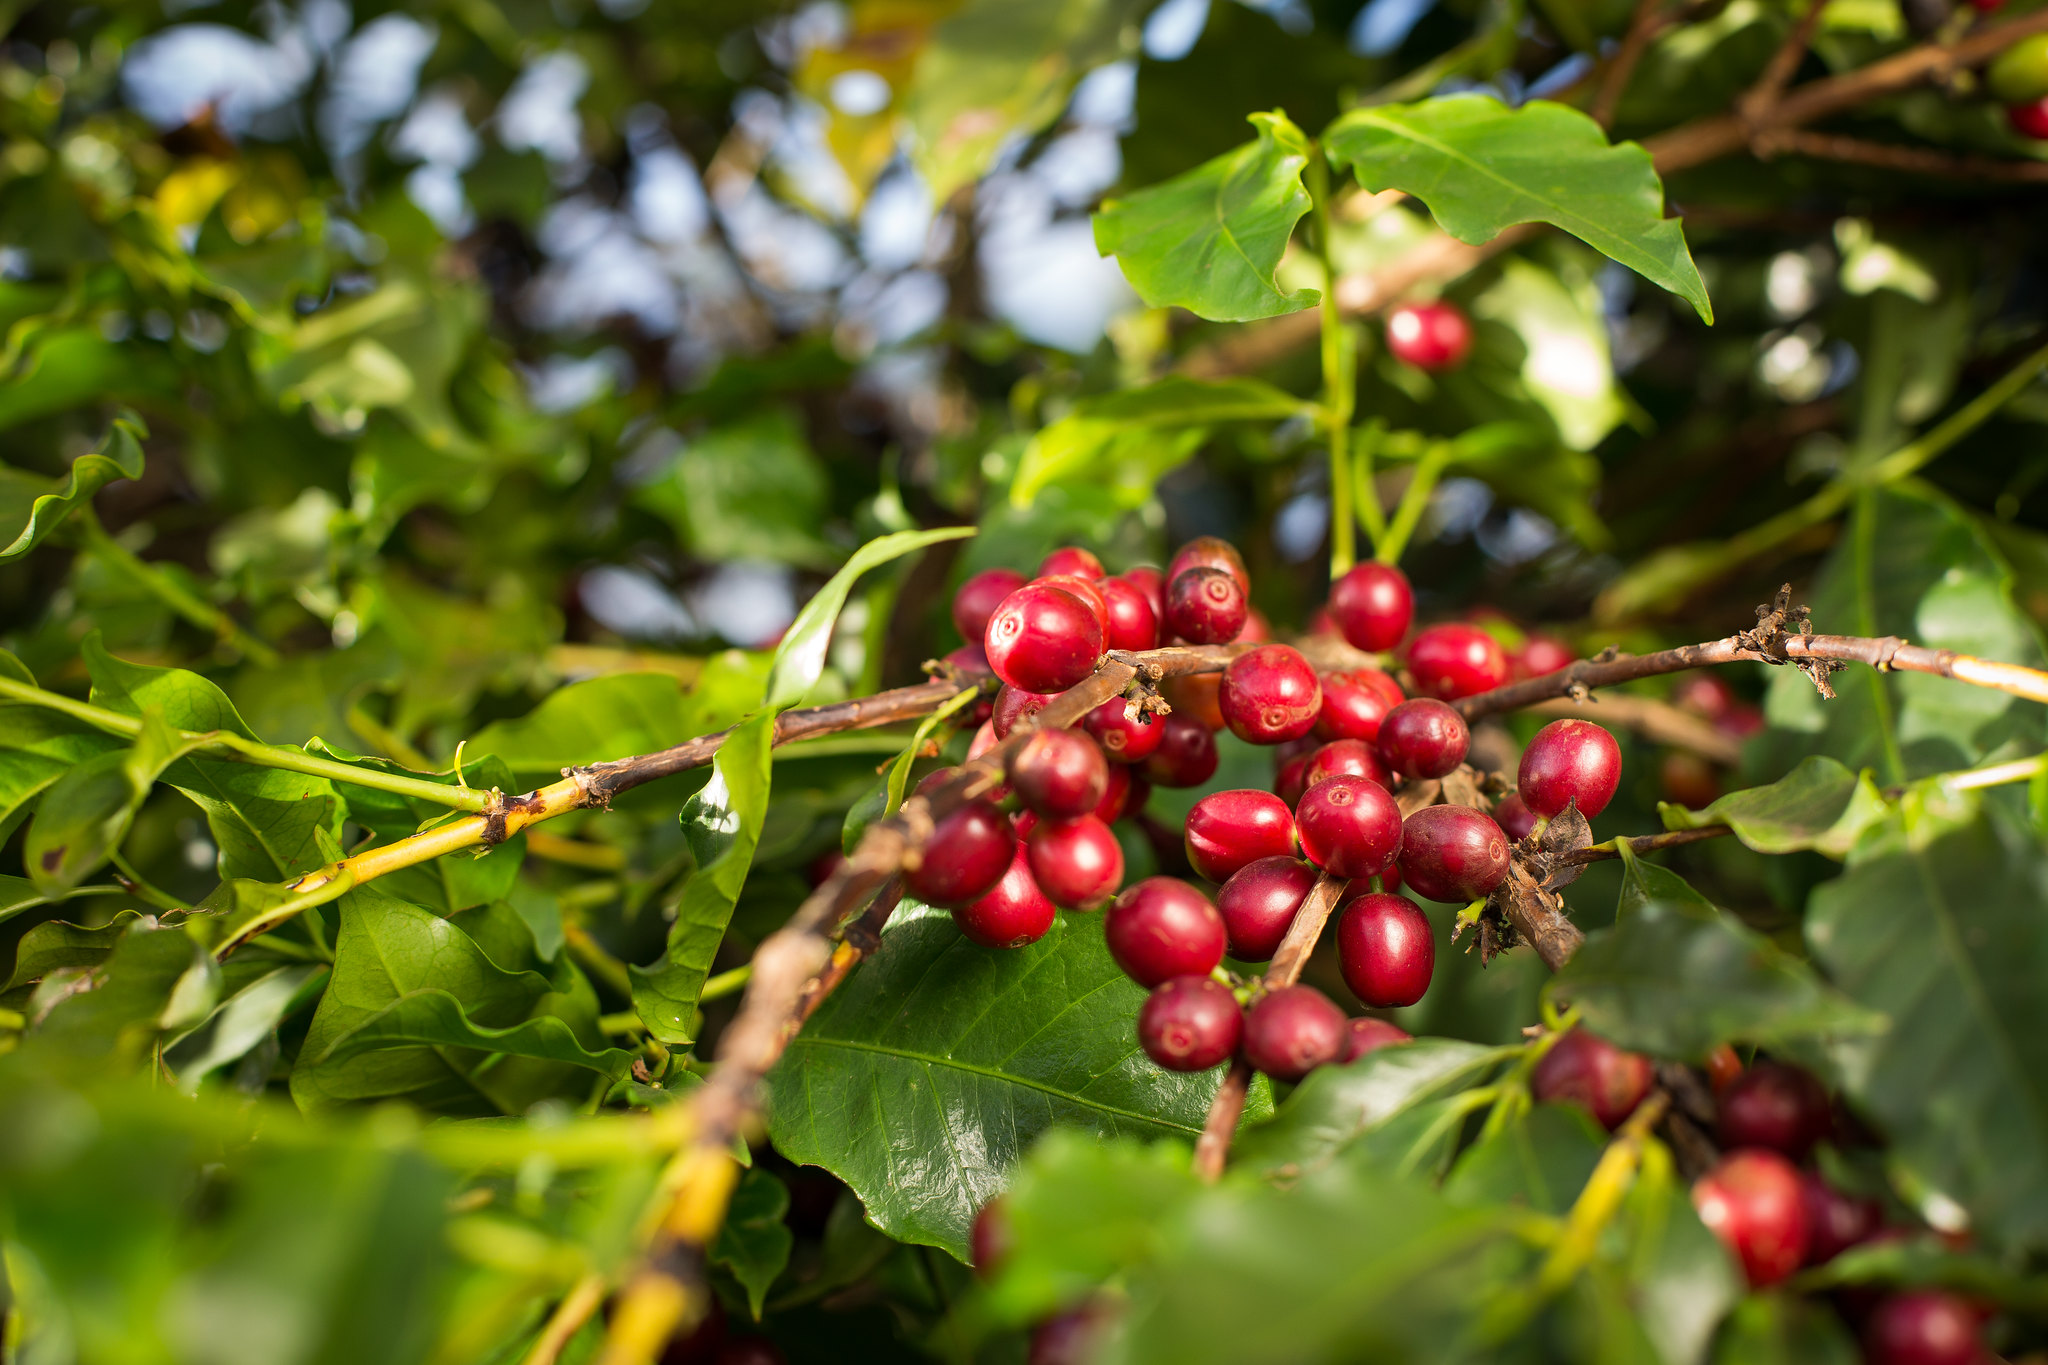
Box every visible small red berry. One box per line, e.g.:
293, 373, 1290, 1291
1037, 546, 1104, 580
1138, 975, 1241, 1071
1234, 606, 1271, 644
1216, 855, 1317, 962
714, 1338, 787, 1365
1098, 575, 1160, 651
1124, 772, 1151, 818
969, 1197, 1011, 1276
1494, 792, 1539, 842
1242, 984, 1347, 1082
1800, 1171, 1882, 1265
1219, 644, 1322, 745
1009, 728, 1109, 818
1671, 673, 1737, 720
1514, 634, 1574, 679
1704, 1044, 1744, 1094
1141, 713, 1219, 787
1302, 738, 1392, 792
1659, 750, 1721, 809
1717, 1060, 1831, 1160
905, 799, 1015, 907
1406, 624, 1511, 700
985, 584, 1105, 694
1161, 671, 1225, 730
954, 843, 1056, 948
1274, 753, 1310, 809
1692, 1150, 1809, 1286
1028, 814, 1124, 908
1385, 300, 1473, 371
1344, 1016, 1412, 1061
1376, 698, 1470, 779
1092, 763, 1133, 823
1105, 877, 1227, 985
1118, 566, 1166, 621
1315, 667, 1405, 742
1083, 695, 1164, 763
1531, 1028, 1654, 1129
1336, 892, 1435, 1007
1184, 789, 1297, 884
1164, 567, 1247, 645
952, 568, 1028, 643
1863, 1292, 1983, 1365
992, 684, 1054, 738
1294, 775, 1403, 879
1036, 573, 1109, 634
2011, 96, 2048, 139
1166, 536, 1249, 595
1397, 804, 1510, 902
1326, 562, 1414, 652
1517, 719, 1623, 818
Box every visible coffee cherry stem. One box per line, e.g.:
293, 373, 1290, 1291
1525, 1089, 1673, 1302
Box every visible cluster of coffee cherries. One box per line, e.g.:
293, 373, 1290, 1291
1535, 1029, 1989, 1365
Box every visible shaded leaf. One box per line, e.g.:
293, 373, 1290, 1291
0, 410, 144, 561
28, 924, 215, 1060
164, 964, 327, 1093
1708, 1293, 1858, 1365
1443, 1103, 1606, 1215
1661, 755, 1886, 859
464, 672, 692, 783
631, 412, 836, 569
24, 711, 208, 895
0, 702, 124, 842
711, 1166, 794, 1320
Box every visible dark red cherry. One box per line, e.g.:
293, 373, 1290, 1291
1531, 1028, 1654, 1130
1234, 606, 1271, 643
1863, 1292, 1983, 1365
1037, 546, 1104, 580
1092, 763, 1133, 823
1083, 695, 1164, 763
1302, 738, 1392, 792
1514, 634, 1574, 680
1118, 566, 1166, 622
1344, 1016, 1412, 1061
1009, 728, 1109, 818
1274, 753, 1310, 809
1397, 804, 1509, 903
1704, 1044, 1744, 1094
1294, 775, 1402, 879
1166, 536, 1249, 595
1375, 698, 1470, 779
2011, 97, 2048, 139
1184, 789, 1296, 884
1138, 976, 1241, 1071
1216, 855, 1316, 962
1241, 985, 1347, 1082
985, 584, 1104, 693
1140, 713, 1219, 787
1098, 575, 1160, 651
1692, 1150, 1809, 1287
970, 1196, 1011, 1276
1717, 1060, 1831, 1160
1165, 567, 1247, 645
1105, 877, 1226, 986
1327, 562, 1414, 653
1315, 667, 1405, 742
954, 843, 1056, 948
952, 568, 1028, 643
1385, 300, 1472, 371
1124, 772, 1151, 818
1494, 791, 1540, 842
1517, 718, 1623, 818
992, 684, 1054, 738
1036, 573, 1110, 635
1671, 672, 1738, 721
1161, 671, 1225, 730
1659, 751, 1721, 809
1027, 814, 1124, 909
1800, 1171, 1882, 1265
1219, 644, 1322, 745
905, 800, 1015, 907
1336, 892, 1435, 1007
713, 1338, 787, 1365
1405, 624, 1510, 700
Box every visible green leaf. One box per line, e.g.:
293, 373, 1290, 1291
1009, 377, 1310, 509
630, 412, 837, 569
1709, 1293, 1859, 1365
1468, 257, 1626, 453
28, 924, 216, 1060
295, 989, 635, 1098
766, 904, 1265, 1259
1661, 755, 1887, 858
1619, 1143, 1745, 1365
0, 410, 144, 561
1322, 95, 1712, 321
0, 701, 123, 842
24, 711, 208, 895
164, 964, 327, 1094
1442, 1103, 1606, 1215
1807, 803, 2048, 1254
842, 684, 981, 854
3, 914, 141, 992
464, 672, 693, 783
1093, 111, 1321, 323
711, 1166, 794, 1320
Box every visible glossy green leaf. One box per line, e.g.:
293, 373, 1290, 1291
711, 1166, 794, 1319
464, 672, 693, 782
1094, 112, 1321, 323
0, 410, 144, 561
631, 412, 836, 568
1798, 1232, 2048, 1311
4, 914, 140, 992
1442, 1103, 1606, 1215
28, 924, 216, 1060
766, 904, 1263, 1259
1661, 755, 1887, 858
295, 988, 634, 1099
164, 964, 327, 1094
24, 711, 207, 895
1323, 95, 1711, 321
0, 702, 124, 841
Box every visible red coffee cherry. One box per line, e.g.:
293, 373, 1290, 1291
1517, 718, 1623, 818
1105, 877, 1227, 986
1717, 1060, 1831, 1160
1397, 804, 1510, 902
1124, 772, 1151, 819
1009, 728, 1109, 818
1118, 566, 1166, 621
970, 1196, 1011, 1276
952, 567, 1027, 643
1083, 695, 1164, 763
1216, 855, 1317, 962
1336, 861, 1404, 900
2011, 97, 2048, 139
1376, 698, 1470, 779
985, 584, 1104, 693
905, 800, 1015, 907
1274, 753, 1310, 809
1660, 751, 1721, 809
1863, 1292, 1984, 1365
715, 1338, 787, 1365
1294, 775, 1402, 879
1234, 606, 1271, 644
1219, 644, 1322, 745
1531, 1028, 1654, 1130
954, 843, 1057, 949
1302, 738, 1393, 793
991, 684, 1054, 738
1316, 667, 1405, 742
1026, 1302, 1110, 1365
1494, 791, 1540, 842
1336, 892, 1435, 1007
1092, 763, 1133, 823
1140, 713, 1219, 787
1703, 1044, 1744, 1094
1242, 984, 1347, 1082
1184, 789, 1297, 884
1327, 562, 1414, 652
1692, 1150, 1810, 1287
1166, 536, 1249, 595
1037, 546, 1104, 580
1138, 975, 1241, 1071
1344, 1016, 1412, 1061
1514, 634, 1574, 679
1036, 573, 1110, 635
1672, 672, 1738, 721
1165, 567, 1247, 645
1800, 1171, 1882, 1265
1098, 575, 1160, 651
1027, 814, 1124, 908
1161, 672, 1225, 730
1385, 300, 1473, 371
1406, 624, 1511, 700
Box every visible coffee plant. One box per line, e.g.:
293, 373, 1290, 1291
4, 0, 2048, 1362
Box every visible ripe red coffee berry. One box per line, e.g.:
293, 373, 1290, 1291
992, 684, 1055, 738
1385, 300, 1473, 371
1119, 566, 1165, 621
1027, 814, 1124, 908
1036, 573, 1109, 634
985, 583, 1104, 693
1166, 535, 1250, 594
1863, 1292, 1984, 1365
1514, 634, 1574, 680
1344, 1016, 1412, 1061
1717, 1060, 1831, 1160
970, 1197, 1011, 1276
1184, 789, 1296, 883
954, 843, 1057, 949
1138, 975, 1241, 1071
1092, 763, 1133, 823
1242, 985, 1347, 1082
1105, 877, 1227, 985
1692, 1150, 1810, 1286
1295, 775, 1402, 879
1141, 713, 1219, 787
716, 1338, 786, 1365
1303, 738, 1392, 792
1660, 751, 1721, 809
1494, 791, 1539, 842
1327, 562, 1414, 653
1161, 672, 1225, 730
1336, 892, 1435, 1008
1800, 1171, 1882, 1265
1672, 672, 1737, 721
1406, 624, 1511, 700
1376, 698, 1470, 779
905, 800, 1015, 907
1398, 804, 1510, 902
1316, 667, 1405, 742
1098, 575, 1160, 651
1216, 855, 1317, 962
952, 567, 1027, 643
1274, 753, 1310, 809
1008, 728, 1109, 818
1083, 695, 1164, 763
1164, 566, 1247, 645
1037, 546, 1104, 580
1518, 718, 1623, 818
1219, 644, 1322, 745
1531, 1028, 1654, 1130
2011, 97, 2048, 139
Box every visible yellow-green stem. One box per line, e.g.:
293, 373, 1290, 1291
1375, 440, 1454, 565
1310, 149, 1360, 576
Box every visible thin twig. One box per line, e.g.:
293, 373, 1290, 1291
1590, 0, 1671, 128
1741, 0, 1830, 121
1765, 128, 2048, 181
1555, 824, 1734, 866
